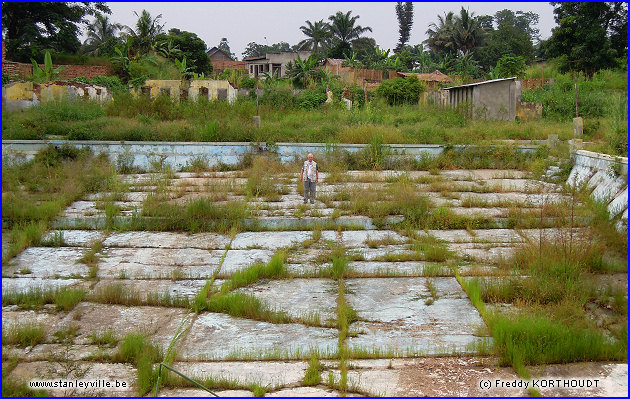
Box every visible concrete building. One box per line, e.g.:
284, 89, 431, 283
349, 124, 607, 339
132, 80, 236, 104
443, 78, 520, 121
244, 51, 312, 78
2, 81, 111, 111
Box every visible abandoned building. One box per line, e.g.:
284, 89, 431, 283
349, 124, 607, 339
443, 77, 519, 121
244, 51, 312, 79
132, 80, 236, 104
2, 81, 111, 111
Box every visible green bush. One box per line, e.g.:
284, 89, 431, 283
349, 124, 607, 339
240, 77, 257, 89
376, 75, 424, 105
297, 88, 326, 109
261, 87, 295, 108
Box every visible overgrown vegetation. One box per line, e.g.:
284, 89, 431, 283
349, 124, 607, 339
2, 145, 115, 263
459, 220, 628, 379
3, 94, 571, 145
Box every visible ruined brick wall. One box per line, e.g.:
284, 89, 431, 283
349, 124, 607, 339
211, 60, 246, 73
3, 62, 111, 79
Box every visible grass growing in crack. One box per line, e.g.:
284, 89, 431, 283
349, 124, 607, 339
52, 324, 80, 343
40, 231, 67, 247
329, 247, 359, 395
77, 240, 103, 280
2, 287, 85, 312
364, 234, 402, 248
412, 236, 452, 262
425, 279, 438, 305
113, 333, 162, 395
2, 322, 45, 348
302, 228, 322, 248
220, 252, 287, 293
138, 195, 249, 234
89, 283, 142, 306
88, 330, 118, 347
200, 292, 293, 324
250, 384, 267, 397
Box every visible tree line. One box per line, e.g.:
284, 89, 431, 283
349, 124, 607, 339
2, 2, 627, 82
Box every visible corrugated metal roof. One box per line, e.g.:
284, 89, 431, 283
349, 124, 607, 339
443, 77, 516, 90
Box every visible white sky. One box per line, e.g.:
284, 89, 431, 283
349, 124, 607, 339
87, 2, 557, 60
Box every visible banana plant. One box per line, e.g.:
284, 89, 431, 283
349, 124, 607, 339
30, 51, 67, 83
112, 38, 133, 78
175, 56, 195, 80
156, 39, 182, 59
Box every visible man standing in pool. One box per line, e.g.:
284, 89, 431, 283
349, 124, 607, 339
300, 153, 318, 204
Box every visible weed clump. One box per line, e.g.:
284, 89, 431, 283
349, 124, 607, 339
2, 322, 45, 348
302, 353, 323, 386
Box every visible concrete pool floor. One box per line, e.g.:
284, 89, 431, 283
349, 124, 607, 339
2, 169, 627, 396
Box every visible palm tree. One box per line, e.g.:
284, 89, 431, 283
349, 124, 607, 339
83, 14, 122, 56
124, 10, 165, 56
297, 20, 331, 53
328, 11, 372, 46
454, 8, 483, 53
425, 11, 457, 54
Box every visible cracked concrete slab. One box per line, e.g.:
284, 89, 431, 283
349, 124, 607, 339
2, 277, 86, 293
237, 278, 337, 324
103, 231, 230, 249
91, 279, 209, 300
218, 249, 276, 277
231, 231, 312, 250
7, 361, 136, 396
41, 230, 105, 246
65, 303, 187, 348
171, 361, 308, 388
4, 247, 88, 278
179, 312, 338, 360
345, 278, 487, 355
98, 247, 222, 279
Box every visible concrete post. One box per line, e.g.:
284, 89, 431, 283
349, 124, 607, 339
573, 117, 583, 137
547, 134, 559, 148
252, 115, 261, 128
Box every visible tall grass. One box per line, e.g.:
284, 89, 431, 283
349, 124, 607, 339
137, 196, 249, 234
3, 287, 86, 312
3, 95, 571, 144
201, 292, 293, 324
2, 322, 45, 348
112, 333, 162, 395
2, 145, 114, 262
220, 252, 287, 293
491, 314, 626, 366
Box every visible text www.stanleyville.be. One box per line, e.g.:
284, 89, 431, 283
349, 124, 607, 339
479, 378, 601, 390
29, 379, 129, 390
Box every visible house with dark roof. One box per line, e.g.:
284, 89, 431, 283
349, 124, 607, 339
206, 47, 246, 74
244, 51, 312, 79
